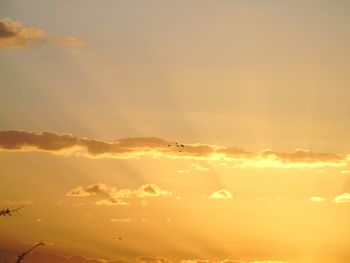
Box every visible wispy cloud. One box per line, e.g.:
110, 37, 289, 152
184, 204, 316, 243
66, 183, 173, 206
0, 130, 348, 168
191, 163, 210, 171
57, 36, 87, 46
66, 183, 114, 197
309, 196, 326, 202
181, 260, 244, 263
0, 199, 33, 205
334, 193, 350, 203
95, 199, 130, 206
110, 218, 132, 223
0, 18, 86, 48
138, 256, 173, 263
0, 248, 130, 263
210, 189, 232, 199
181, 260, 285, 263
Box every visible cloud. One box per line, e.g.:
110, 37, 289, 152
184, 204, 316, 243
340, 170, 350, 174
110, 218, 132, 223
0, 18, 44, 48
0, 130, 348, 168
137, 184, 173, 198
138, 256, 173, 263
210, 189, 232, 199
334, 193, 350, 203
66, 183, 114, 197
181, 260, 283, 263
57, 36, 87, 46
309, 196, 326, 202
0, 199, 33, 205
191, 163, 210, 171
0, 18, 87, 49
66, 183, 173, 205
181, 261, 244, 263
0, 248, 130, 263
73, 202, 85, 206
95, 199, 130, 206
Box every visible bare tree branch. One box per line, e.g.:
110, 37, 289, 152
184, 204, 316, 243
16, 242, 45, 263
0, 206, 25, 217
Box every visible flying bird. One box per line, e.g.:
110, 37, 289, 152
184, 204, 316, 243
167, 142, 186, 152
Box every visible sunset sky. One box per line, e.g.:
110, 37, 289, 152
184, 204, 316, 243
1, 1, 350, 263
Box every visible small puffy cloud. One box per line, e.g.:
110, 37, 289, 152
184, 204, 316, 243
58, 36, 87, 46
334, 193, 350, 203
138, 184, 172, 198
66, 183, 174, 206
309, 196, 326, 202
210, 189, 232, 199
138, 256, 173, 263
0, 18, 44, 48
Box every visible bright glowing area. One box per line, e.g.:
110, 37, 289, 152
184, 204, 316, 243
1, 1, 350, 262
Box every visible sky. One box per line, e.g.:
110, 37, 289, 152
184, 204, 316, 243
0, 1, 350, 262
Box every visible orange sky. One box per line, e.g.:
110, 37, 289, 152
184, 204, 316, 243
1, 1, 350, 263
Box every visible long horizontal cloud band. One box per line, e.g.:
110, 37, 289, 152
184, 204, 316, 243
0, 130, 348, 168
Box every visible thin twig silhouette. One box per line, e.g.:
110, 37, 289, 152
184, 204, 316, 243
16, 242, 45, 263
0, 206, 25, 217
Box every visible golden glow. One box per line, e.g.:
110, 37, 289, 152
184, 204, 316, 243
1, 1, 350, 262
